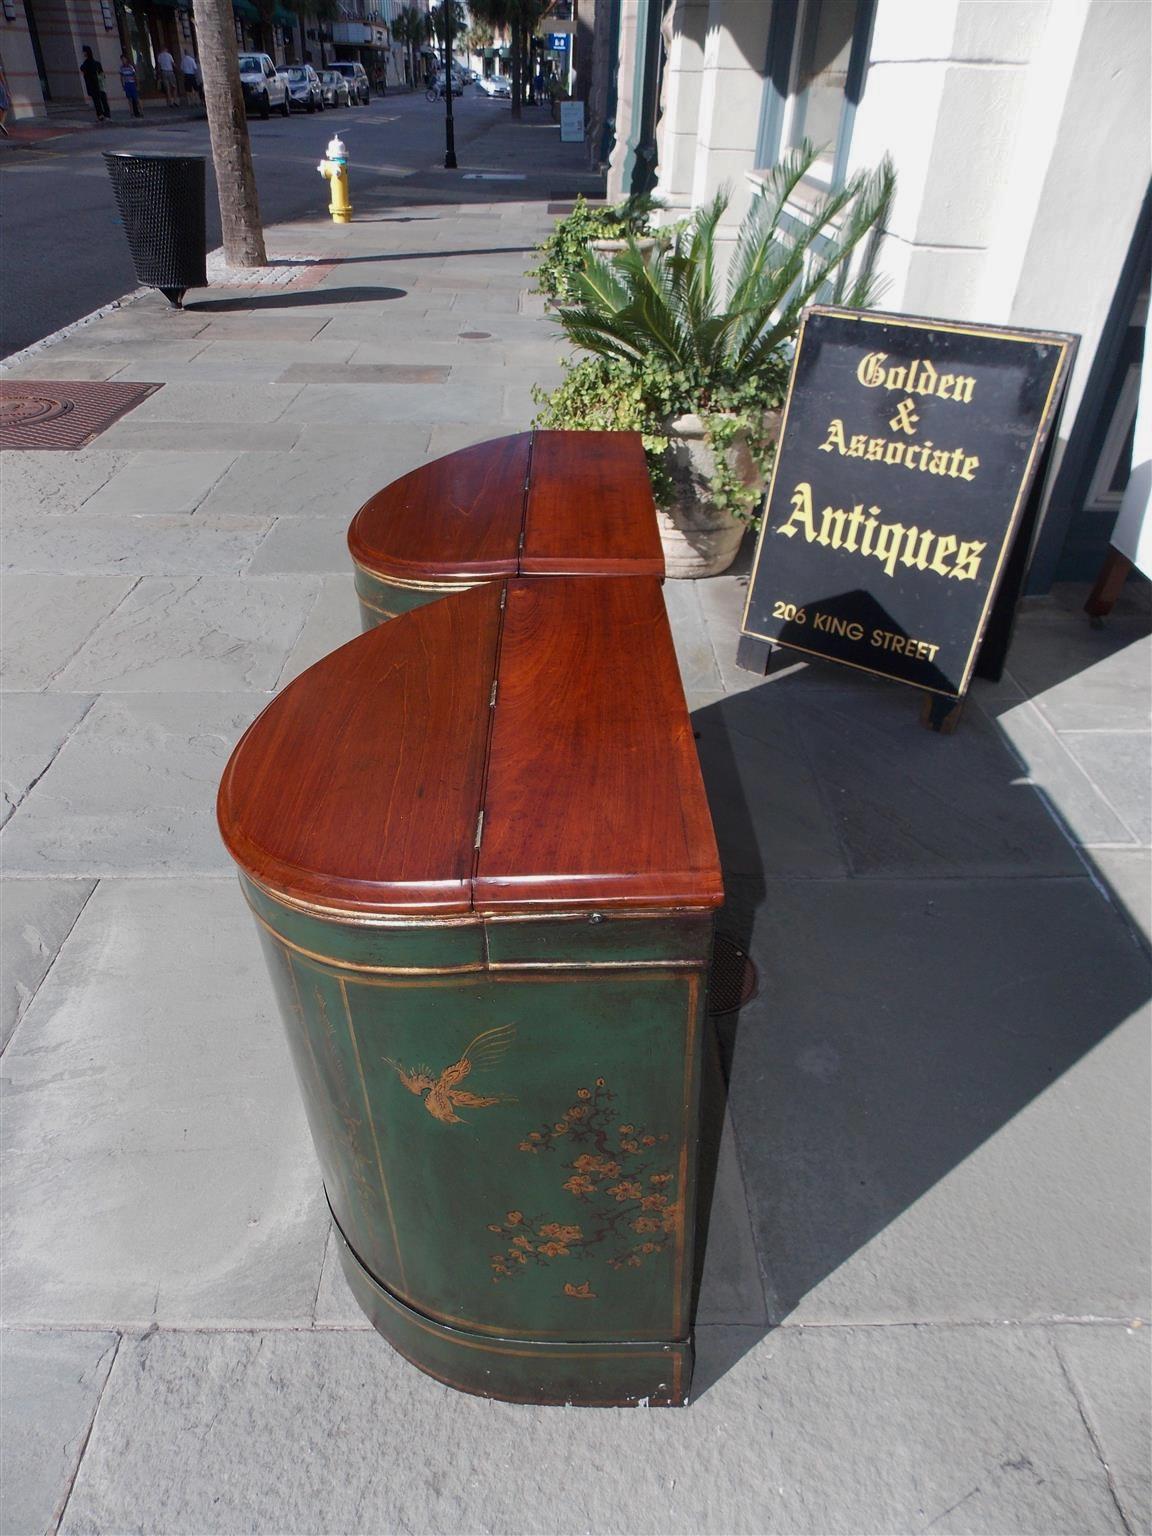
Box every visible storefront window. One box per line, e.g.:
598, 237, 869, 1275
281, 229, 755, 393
788, 0, 857, 178
757, 0, 874, 186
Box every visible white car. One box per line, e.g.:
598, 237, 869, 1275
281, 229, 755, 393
238, 52, 290, 118
479, 74, 511, 98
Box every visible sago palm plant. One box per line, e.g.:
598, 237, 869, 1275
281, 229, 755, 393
559, 141, 895, 399
535, 142, 896, 531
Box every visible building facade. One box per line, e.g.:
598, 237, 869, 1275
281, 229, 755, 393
601, 0, 1150, 587
0, 0, 415, 116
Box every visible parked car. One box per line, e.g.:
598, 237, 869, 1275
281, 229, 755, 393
238, 52, 290, 118
328, 60, 370, 104
479, 74, 511, 98
430, 70, 463, 97
318, 69, 351, 109
279, 63, 324, 112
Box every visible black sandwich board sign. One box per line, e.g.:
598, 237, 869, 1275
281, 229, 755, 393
740, 307, 1076, 719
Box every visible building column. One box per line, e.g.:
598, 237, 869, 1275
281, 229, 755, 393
687, 0, 774, 247
1, 11, 48, 116
605, 0, 645, 202
651, 0, 708, 214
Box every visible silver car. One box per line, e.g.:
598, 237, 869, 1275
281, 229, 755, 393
328, 60, 370, 104
279, 63, 324, 112
319, 70, 351, 108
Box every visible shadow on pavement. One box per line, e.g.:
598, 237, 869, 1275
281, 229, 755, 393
687, 600, 1151, 1398
185, 286, 405, 311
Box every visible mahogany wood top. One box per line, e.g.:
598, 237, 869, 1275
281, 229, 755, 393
520, 431, 664, 577
347, 433, 529, 585
475, 578, 722, 913
347, 431, 664, 586
219, 579, 721, 918
218, 583, 501, 915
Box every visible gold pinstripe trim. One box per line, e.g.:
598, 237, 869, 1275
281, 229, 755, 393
352, 557, 489, 593
338, 977, 408, 1293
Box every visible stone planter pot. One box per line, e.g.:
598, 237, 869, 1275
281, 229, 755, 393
589, 236, 659, 265
657, 411, 778, 579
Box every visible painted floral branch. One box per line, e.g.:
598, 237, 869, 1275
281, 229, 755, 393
487, 1079, 678, 1295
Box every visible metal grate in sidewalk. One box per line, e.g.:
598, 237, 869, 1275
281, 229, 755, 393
0, 380, 161, 450
707, 933, 759, 1016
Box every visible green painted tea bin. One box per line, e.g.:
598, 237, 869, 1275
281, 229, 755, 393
219, 578, 722, 1406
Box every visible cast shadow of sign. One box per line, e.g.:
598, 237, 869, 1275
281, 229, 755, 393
686, 599, 1150, 1400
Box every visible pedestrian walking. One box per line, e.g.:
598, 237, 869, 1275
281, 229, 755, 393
155, 45, 178, 106
0, 64, 10, 137
180, 49, 202, 101
79, 46, 111, 120
119, 53, 143, 117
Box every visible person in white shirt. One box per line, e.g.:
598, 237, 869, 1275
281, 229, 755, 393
180, 49, 202, 101
155, 46, 177, 105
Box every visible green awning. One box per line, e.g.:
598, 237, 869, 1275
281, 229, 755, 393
232, 0, 258, 18
273, 6, 294, 24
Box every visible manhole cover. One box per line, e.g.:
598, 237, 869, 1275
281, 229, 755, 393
1, 394, 73, 428
708, 933, 758, 1016
459, 331, 492, 340
0, 380, 161, 451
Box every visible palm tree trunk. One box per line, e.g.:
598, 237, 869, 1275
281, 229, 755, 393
194, 0, 267, 266
510, 16, 521, 118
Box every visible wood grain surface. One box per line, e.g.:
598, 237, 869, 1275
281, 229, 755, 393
221, 577, 720, 917
348, 431, 663, 586
347, 432, 529, 583
217, 583, 502, 914
521, 431, 664, 578
475, 578, 723, 913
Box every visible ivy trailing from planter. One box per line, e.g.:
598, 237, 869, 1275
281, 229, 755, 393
532, 355, 783, 522
528, 193, 664, 303
533, 143, 896, 531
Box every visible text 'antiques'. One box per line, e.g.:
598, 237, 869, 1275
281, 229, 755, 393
742, 308, 1075, 697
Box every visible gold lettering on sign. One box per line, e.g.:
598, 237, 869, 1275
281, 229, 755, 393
820, 418, 980, 481
857, 352, 976, 404
775, 483, 986, 583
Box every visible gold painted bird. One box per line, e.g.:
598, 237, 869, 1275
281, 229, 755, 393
383, 1025, 517, 1124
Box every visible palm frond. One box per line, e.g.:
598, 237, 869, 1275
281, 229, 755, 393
548, 148, 895, 396
571, 249, 632, 314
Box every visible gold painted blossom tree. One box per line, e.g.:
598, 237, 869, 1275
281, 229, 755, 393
487, 1078, 678, 1296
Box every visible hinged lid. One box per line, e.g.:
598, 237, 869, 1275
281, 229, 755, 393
475, 578, 722, 913
347, 431, 664, 587
218, 578, 721, 918
218, 582, 502, 915
520, 431, 664, 577
348, 433, 528, 585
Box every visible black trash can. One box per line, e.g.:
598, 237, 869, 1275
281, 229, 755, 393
104, 151, 207, 309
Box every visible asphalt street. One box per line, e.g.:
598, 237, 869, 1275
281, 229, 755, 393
0, 89, 530, 358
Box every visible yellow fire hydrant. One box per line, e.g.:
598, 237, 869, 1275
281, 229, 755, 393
317, 135, 352, 224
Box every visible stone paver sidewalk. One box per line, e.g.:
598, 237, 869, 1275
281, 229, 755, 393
2, 122, 1149, 1536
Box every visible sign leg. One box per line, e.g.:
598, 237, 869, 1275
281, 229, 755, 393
735, 635, 775, 676
1084, 547, 1133, 626
920, 693, 965, 734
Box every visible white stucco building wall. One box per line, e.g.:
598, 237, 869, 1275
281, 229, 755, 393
610, 0, 1150, 583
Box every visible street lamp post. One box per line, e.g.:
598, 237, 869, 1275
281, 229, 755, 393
442, 1, 457, 170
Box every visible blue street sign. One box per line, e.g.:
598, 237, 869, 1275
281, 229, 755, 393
548, 33, 569, 50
